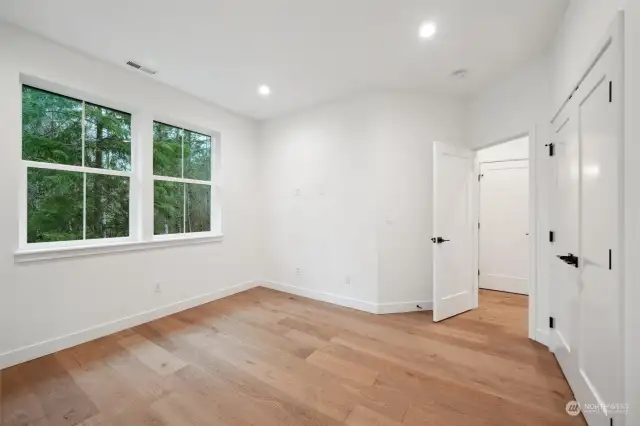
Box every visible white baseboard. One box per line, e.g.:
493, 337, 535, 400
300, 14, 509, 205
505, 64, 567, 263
0, 280, 258, 370
535, 328, 550, 347
0, 280, 433, 370
261, 281, 378, 313
376, 300, 433, 314
261, 281, 432, 315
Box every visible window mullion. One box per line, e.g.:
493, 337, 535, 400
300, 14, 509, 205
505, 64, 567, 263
83, 173, 87, 240
82, 101, 87, 240
180, 129, 187, 234
81, 101, 85, 167
182, 129, 186, 234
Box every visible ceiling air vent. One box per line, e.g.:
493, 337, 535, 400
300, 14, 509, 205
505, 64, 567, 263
126, 60, 157, 75
451, 69, 469, 79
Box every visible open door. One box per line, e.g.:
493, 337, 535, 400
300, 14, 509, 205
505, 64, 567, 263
432, 141, 477, 322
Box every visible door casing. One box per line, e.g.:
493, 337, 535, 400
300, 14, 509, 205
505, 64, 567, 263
472, 130, 538, 342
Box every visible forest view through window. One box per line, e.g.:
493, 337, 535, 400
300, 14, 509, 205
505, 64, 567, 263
153, 121, 212, 235
23, 86, 131, 244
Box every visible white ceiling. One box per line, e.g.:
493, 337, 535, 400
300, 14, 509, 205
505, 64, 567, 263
0, 0, 569, 120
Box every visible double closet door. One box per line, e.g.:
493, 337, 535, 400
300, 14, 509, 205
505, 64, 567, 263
550, 18, 624, 426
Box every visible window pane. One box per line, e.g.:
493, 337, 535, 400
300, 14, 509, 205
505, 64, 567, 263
154, 181, 184, 235
85, 174, 130, 239
184, 130, 211, 180
27, 168, 83, 243
153, 122, 182, 177
186, 183, 211, 233
85, 103, 131, 172
22, 86, 83, 165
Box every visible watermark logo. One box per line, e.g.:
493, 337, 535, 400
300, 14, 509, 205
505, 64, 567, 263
566, 401, 581, 416
565, 401, 628, 416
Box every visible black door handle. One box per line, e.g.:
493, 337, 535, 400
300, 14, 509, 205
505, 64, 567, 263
431, 237, 451, 244
557, 253, 579, 268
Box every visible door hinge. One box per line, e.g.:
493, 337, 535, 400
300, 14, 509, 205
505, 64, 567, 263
609, 81, 613, 103
549, 317, 555, 329
478, 223, 481, 229
609, 249, 612, 270
549, 231, 555, 243
478, 269, 480, 277
545, 143, 555, 157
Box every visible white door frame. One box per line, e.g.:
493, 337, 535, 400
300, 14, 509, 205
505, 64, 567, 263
472, 129, 538, 343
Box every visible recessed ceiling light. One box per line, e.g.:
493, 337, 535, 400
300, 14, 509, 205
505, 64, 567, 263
419, 21, 437, 39
258, 85, 271, 97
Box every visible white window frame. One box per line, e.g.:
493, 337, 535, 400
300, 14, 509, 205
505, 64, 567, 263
19, 83, 135, 250
151, 119, 221, 242
15, 76, 223, 263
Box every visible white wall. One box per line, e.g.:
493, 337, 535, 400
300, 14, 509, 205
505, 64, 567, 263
467, 56, 551, 150
371, 92, 466, 307
0, 23, 262, 368
551, 0, 627, 110
477, 136, 529, 163
260, 91, 466, 310
259, 95, 380, 309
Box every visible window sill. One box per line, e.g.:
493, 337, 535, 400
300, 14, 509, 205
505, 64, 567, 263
14, 234, 224, 263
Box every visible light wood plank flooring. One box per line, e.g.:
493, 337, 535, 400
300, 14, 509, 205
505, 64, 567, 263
1, 288, 585, 426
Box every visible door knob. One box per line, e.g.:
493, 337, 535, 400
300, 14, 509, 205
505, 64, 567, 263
557, 253, 579, 268
431, 237, 451, 244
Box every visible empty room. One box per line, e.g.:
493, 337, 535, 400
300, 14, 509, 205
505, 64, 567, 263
0, 0, 638, 425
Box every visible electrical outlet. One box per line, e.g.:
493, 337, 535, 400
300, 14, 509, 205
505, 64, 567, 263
344, 275, 351, 285
295, 267, 302, 276
155, 282, 162, 294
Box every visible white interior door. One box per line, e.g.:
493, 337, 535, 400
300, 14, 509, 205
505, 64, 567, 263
479, 160, 529, 295
432, 141, 476, 322
550, 22, 624, 426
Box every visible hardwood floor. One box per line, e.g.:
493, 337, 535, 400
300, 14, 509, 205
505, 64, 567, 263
1, 288, 585, 426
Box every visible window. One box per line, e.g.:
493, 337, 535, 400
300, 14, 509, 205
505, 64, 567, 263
17, 82, 221, 260
153, 121, 212, 236
22, 86, 131, 244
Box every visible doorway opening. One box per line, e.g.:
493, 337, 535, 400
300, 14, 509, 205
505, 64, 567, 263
431, 137, 537, 342
477, 135, 531, 338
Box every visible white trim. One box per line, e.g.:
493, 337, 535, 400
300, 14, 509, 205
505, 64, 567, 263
14, 233, 223, 263
0, 280, 432, 370
261, 281, 433, 315
23, 160, 132, 177
81, 98, 86, 167
262, 281, 378, 313
153, 175, 212, 185
82, 172, 87, 240
153, 115, 222, 143
472, 129, 540, 344
20, 74, 141, 120
535, 328, 550, 347
528, 126, 538, 343
0, 280, 257, 370
376, 300, 433, 314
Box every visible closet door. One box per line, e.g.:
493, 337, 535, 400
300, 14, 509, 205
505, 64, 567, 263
550, 17, 624, 425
